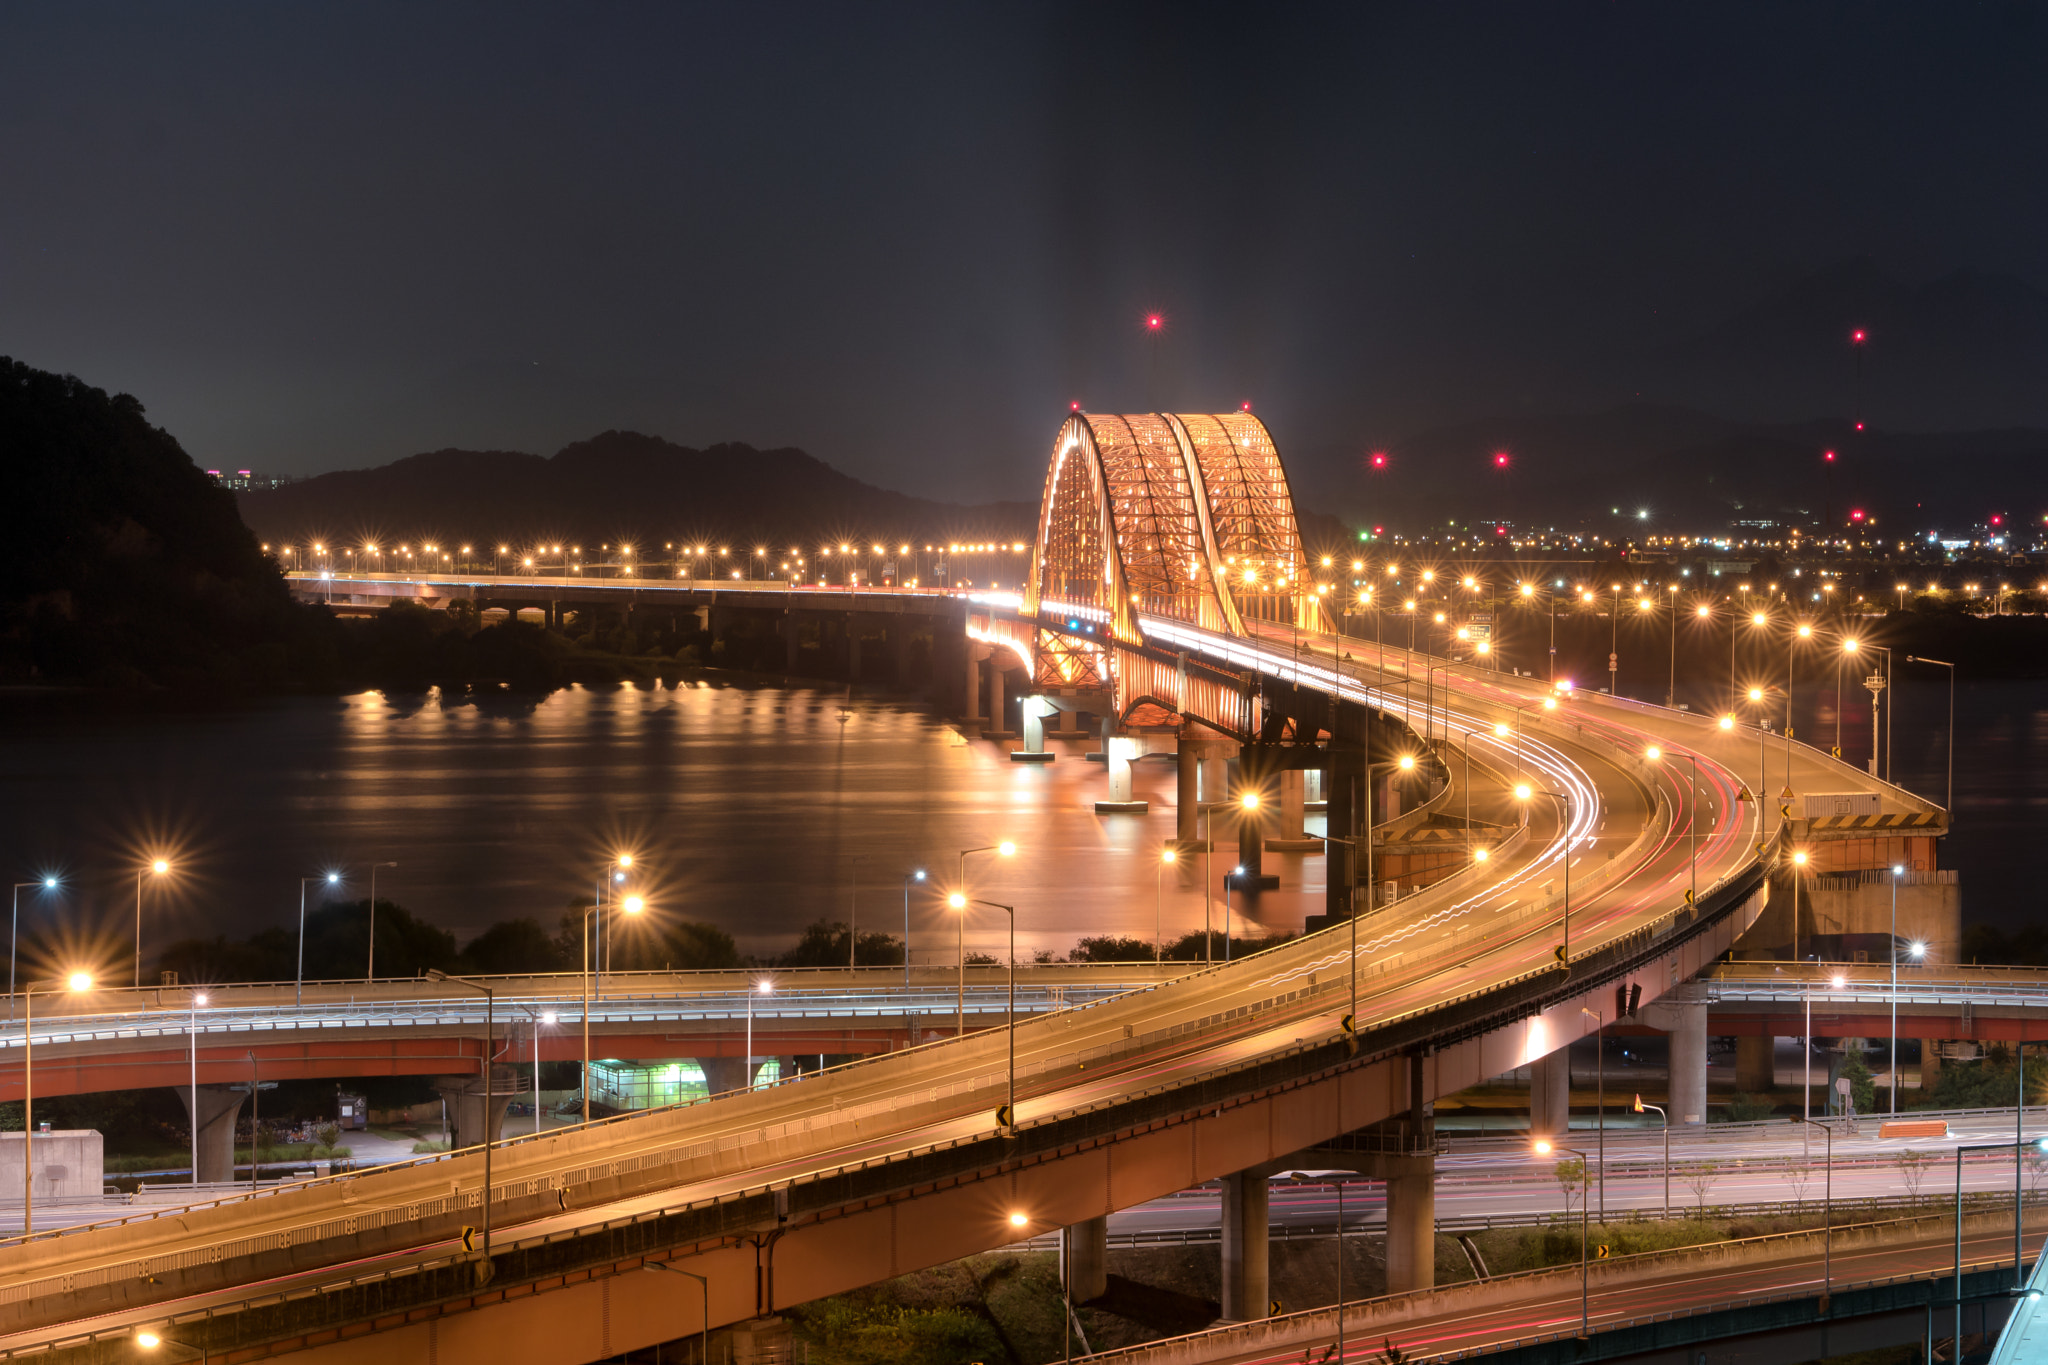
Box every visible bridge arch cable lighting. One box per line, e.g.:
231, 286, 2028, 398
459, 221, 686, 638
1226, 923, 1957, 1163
1024, 412, 1320, 657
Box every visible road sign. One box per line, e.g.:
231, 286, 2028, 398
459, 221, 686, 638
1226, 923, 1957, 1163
1735, 786, 1752, 802
995, 1104, 1014, 1128
461, 1226, 480, 1252
1341, 1013, 1356, 1034
1596, 1245, 1610, 1259
1830, 744, 1842, 758
1684, 888, 1695, 904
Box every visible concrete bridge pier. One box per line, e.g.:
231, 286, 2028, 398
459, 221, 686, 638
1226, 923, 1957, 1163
1529, 1049, 1570, 1137
1220, 1168, 1270, 1322
176, 1084, 248, 1183
1644, 998, 1710, 1125
1095, 736, 1147, 812
1063, 1213, 1109, 1304
1013, 698, 1055, 762
781, 613, 802, 673
435, 1067, 517, 1148
698, 1058, 769, 1094
1381, 1153, 1437, 1295
844, 621, 862, 682
985, 662, 1013, 739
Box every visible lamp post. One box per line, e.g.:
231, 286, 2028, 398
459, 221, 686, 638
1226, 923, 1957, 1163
1800, 1117, 1834, 1309
1631, 1095, 1669, 1218
1289, 1173, 1348, 1359
744, 978, 773, 1091
1581, 1006, 1605, 1218
1791, 849, 1809, 964
597, 854, 635, 988
1155, 848, 1176, 963
296, 871, 339, 1005
365, 861, 397, 980
1954, 1140, 2028, 1351
22, 972, 92, 1235
531, 1008, 555, 1136
1665, 585, 1680, 707
1786, 622, 1813, 800
137, 859, 172, 988
902, 868, 926, 986
424, 969, 495, 1280
968, 899, 1019, 1133
1906, 655, 1956, 814
1891, 864, 1904, 1114
1533, 1139, 1592, 1337
953, 843, 1014, 1037
641, 1263, 710, 1365
1515, 784, 1573, 972
581, 894, 642, 1122
9, 878, 56, 1023
188, 990, 208, 1186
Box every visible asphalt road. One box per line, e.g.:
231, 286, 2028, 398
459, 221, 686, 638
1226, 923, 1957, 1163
0, 614, 1862, 1351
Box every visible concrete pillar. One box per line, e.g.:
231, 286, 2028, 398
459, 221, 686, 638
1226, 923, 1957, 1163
1735, 1036, 1775, 1093
1304, 768, 1326, 809
1530, 1050, 1570, 1136
1277, 769, 1305, 840
1669, 1000, 1709, 1126
1198, 749, 1228, 806
1065, 1214, 1109, 1304
176, 1084, 247, 1184
965, 653, 982, 723
845, 625, 862, 682
1096, 736, 1146, 811
1921, 1038, 1943, 1094
783, 614, 802, 673
434, 1068, 516, 1148
986, 663, 1010, 738
1383, 1153, 1437, 1294
1220, 1170, 1270, 1322
890, 627, 911, 686
1022, 699, 1045, 752
1054, 705, 1081, 738
1176, 742, 1201, 844
698, 1057, 760, 1094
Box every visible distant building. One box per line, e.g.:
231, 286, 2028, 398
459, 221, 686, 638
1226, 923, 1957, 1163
206, 469, 298, 491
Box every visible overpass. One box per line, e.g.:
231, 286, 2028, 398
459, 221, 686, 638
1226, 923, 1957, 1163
3, 411, 1937, 1362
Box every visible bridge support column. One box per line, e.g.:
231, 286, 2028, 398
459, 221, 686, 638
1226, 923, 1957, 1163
1064, 1214, 1109, 1304
845, 623, 862, 682
964, 651, 983, 724
1323, 700, 1370, 926
1176, 742, 1200, 844
1013, 698, 1055, 762
1529, 1049, 1570, 1137
1383, 1153, 1437, 1295
698, 1057, 767, 1094
1735, 1036, 1775, 1094
1220, 1169, 1270, 1322
435, 1068, 516, 1149
985, 663, 1012, 739
1666, 1000, 1709, 1126
783, 614, 802, 673
176, 1084, 247, 1183
1228, 748, 1277, 890
889, 626, 911, 686
1304, 767, 1325, 810
1096, 736, 1147, 812
1921, 1038, 1943, 1094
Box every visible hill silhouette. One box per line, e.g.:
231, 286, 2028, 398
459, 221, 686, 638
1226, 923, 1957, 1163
237, 430, 1039, 551
0, 356, 331, 689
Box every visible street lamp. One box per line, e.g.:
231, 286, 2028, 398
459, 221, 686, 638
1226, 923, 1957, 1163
744, 978, 773, 1091
966, 899, 1020, 1133
1800, 1117, 1835, 1309
1532, 1138, 1592, 1337
1631, 1095, 1669, 1218
9, 877, 57, 1022
902, 868, 926, 986
1581, 1006, 1606, 1218
296, 871, 340, 1004
137, 858, 172, 988
21, 971, 92, 1235
1288, 1172, 1349, 1359
1906, 655, 1956, 815
953, 843, 1014, 1035
1791, 849, 1809, 964
188, 989, 208, 1186
581, 893, 643, 1122
424, 968, 495, 1284
641, 1263, 710, 1365
365, 860, 398, 980
1890, 863, 1905, 1115
1155, 848, 1176, 963
1515, 784, 1573, 972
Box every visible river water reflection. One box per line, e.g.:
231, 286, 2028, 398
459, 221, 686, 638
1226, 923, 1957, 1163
0, 681, 1322, 968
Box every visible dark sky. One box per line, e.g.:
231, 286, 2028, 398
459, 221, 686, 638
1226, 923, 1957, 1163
2, 3, 2043, 503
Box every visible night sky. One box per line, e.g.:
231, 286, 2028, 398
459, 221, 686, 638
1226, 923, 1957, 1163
3, 4, 2043, 504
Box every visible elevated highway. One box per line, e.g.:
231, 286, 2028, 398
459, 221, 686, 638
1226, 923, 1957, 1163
0, 412, 1935, 1362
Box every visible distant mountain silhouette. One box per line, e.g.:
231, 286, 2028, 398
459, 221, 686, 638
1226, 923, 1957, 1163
0, 356, 326, 688
1295, 403, 2048, 537
237, 430, 1038, 550
1635, 257, 2048, 430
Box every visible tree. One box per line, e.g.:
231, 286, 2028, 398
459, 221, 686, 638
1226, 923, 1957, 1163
1553, 1157, 1586, 1216
1785, 1160, 1813, 1207
1069, 936, 1154, 963
779, 919, 903, 969
1837, 1048, 1876, 1115
1896, 1148, 1935, 1201
462, 918, 566, 974
1682, 1159, 1720, 1215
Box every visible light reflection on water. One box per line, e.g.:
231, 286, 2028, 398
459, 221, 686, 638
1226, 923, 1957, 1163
0, 681, 1323, 964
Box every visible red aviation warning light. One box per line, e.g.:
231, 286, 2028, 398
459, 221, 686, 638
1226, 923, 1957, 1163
1370, 451, 1388, 469
1070, 401, 1081, 411
1850, 509, 1866, 522
1852, 329, 1867, 343
1493, 451, 1510, 468
1823, 450, 1835, 462
1145, 314, 1163, 331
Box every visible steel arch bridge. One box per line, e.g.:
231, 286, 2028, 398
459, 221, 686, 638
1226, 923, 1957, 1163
1009, 411, 1327, 736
